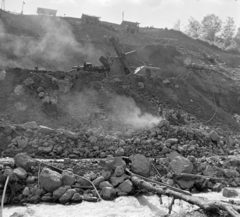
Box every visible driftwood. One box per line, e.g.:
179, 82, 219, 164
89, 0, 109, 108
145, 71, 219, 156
178, 173, 223, 180
126, 169, 191, 196
131, 175, 240, 217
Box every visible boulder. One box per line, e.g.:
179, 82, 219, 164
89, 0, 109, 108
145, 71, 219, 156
42, 145, 53, 153
101, 187, 116, 200
99, 181, 113, 189
209, 130, 220, 142
203, 165, 216, 177
13, 167, 27, 179
52, 186, 71, 200
92, 176, 105, 187
16, 136, 29, 149
22, 187, 30, 196
110, 176, 125, 187
130, 154, 151, 177
222, 188, 239, 198
89, 135, 98, 144
118, 180, 133, 193
41, 195, 52, 202
106, 156, 126, 171
115, 147, 125, 156
176, 179, 195, 190
62, 170, 75, 186
63, 131, 78, 140
14, 85, 25, 95
21, 121, 38, 130
166, 151, 181, 161
59, 189, 76, 204
14, 153, 36, 170
114, 166, 125, 177
170, 156, 193, 175
102, 170, 112, 180
39, 167, 62, 192
72, 193, 83, 203
212, 183, 223, 192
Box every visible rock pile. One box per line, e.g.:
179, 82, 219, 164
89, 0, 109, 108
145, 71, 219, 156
0, 153, 152, 205
1, 121, 235, 160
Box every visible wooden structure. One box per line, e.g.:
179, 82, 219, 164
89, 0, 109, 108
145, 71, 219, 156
81, 14, 100, 24
37, 7, 57, 16
121, 20, 140, 34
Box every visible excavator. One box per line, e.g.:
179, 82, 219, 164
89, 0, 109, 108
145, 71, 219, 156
67, 36, 160, 77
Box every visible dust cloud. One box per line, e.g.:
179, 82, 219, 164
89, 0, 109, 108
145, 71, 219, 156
109, 95, 162, 129
0, 16, 103, 70
60, 89, 161, 131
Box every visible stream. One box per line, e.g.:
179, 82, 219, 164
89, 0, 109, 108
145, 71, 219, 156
4, 191, 240, 217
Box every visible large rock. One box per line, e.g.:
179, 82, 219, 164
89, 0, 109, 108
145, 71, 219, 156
110, 176, 125, 187
52, 186, 71, 200
222, 188, 239, 198
16, 136, 29, 149
114, 166, 125, 177
176, 179, 195, 190
13, 167, 27, 179
62, 170, 75, 186
14, 85, 25, 95
101, 187, 116, 200
115, 148, 125, 156
118, 180, 133, 193
129, 154, 151, 177
63, 131, 78, 140
99, 181, 113, 189
71, 193, 83, 203
209, 130, 220, 142
39, 167, 62, 192
170, 156, 193, 175
166, 151, 181, 161
92, 176, 105, 187
14, 153, 36, 170
203, 165, 216, 176
59, 189, 76, 204
106, 156, 126, 171
21, 121, 38, 130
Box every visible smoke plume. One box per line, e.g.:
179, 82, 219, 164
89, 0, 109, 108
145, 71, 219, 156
60, 89, 161, 132
0, 14, 103, 70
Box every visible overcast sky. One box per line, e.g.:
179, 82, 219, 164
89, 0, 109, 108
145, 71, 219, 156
4, 0, 240, 29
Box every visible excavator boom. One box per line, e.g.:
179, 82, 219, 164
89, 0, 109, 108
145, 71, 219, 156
109, 36, 135, 75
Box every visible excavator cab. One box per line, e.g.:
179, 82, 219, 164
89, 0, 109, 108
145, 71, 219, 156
83, 61, 92, 71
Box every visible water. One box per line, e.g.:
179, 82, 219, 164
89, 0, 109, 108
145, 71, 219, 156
5, 191, 239, 217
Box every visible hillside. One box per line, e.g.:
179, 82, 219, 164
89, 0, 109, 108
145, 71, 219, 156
1, 9, 240, 137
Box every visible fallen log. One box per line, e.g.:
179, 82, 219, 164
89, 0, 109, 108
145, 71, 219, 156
131, 176, 240, 217
126, 169, 192, 196
178, 173, 223, 180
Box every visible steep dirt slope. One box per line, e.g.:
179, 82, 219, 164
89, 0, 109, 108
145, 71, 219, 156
1, 10, 240, 133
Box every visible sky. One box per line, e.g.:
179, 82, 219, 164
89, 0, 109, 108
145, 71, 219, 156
3, 0, 240, 30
